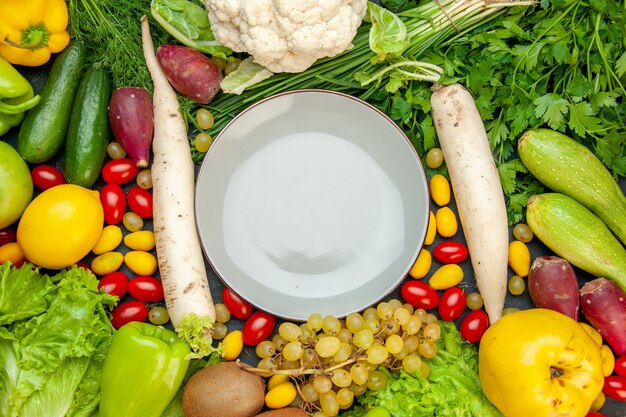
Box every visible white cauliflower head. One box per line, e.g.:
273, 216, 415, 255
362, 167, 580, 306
204, 0, 368, 73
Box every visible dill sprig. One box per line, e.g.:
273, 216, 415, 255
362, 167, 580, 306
67, 0, 173, 90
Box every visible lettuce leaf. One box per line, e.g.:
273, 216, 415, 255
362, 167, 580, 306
0, 263, 55, 325
0, 264, 117, 417
340, 321, 502, 417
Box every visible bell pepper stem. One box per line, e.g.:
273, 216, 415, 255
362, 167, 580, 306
3, 22, 51, 50
0, 94, 40, 114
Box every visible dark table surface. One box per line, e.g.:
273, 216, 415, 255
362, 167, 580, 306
3, 64, 625, 417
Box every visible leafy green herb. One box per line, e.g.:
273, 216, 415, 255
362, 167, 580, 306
432, 0, 626, 223
67, 0, 173, 90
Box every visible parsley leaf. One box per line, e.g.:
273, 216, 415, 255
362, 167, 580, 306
534, 94, 569, 130
568, 101, 602, 136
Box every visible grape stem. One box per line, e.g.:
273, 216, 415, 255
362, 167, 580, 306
237, 357, 358, 377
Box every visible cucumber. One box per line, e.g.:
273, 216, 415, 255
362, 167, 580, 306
526, 193, 626, 291
518, 128, 626, 245
17, 40, 87, 163
64, 67, 111, 188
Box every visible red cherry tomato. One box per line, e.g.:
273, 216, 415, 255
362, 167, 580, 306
98, 271, 129, 299
603, 375, 626, 401
31, 164, 64, 190
127, 187, 153, 219
75, 261, 93, 273
222, 287, 253, 319
460, 309, 490, 343
433, 241, 468, 264
242, 311, 276, 346
585, 413, 607, 417
101, 158, 139, 185
615, 355, 626, 378
110, 300, 149, 329
13, 258, 28, 268
0, 227, 16, 245
400, 280, 439, 310
128, 276, 164, 302
438, 287, 467, 321
100, 184, 126, 225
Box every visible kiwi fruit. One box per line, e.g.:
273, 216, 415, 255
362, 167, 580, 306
182, 361, 265, 417
256, 408, 310, 416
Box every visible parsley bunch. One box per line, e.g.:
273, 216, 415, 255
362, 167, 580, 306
431, 0, 626, 223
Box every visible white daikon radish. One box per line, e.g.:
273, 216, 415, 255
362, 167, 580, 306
430, 83, 508, 323
141, 16, 216, 357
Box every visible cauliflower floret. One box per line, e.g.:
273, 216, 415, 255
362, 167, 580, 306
204, 0, 368, 73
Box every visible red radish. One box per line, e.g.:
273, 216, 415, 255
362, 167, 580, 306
430, 83, 508, 323
156, 44, 222, 104
580, 278, 626, 355
108, 87, 154, 168
141, 17, 216, 358
528, 256, 579, 320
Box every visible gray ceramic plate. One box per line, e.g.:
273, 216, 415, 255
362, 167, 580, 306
195, 89, 429, 320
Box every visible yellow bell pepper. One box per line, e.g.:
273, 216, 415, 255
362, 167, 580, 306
0, 0, 70, 66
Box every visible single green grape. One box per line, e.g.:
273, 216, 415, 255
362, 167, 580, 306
282, 341, 304, 361
331, 369, 352, 388
402, 354, 422, 373
353, 329, 374, 349
336, 387, 354, 408
278, 322, 302, 342
346, 312, 364, 333
385, 334, 404, 354
366, 370, 388, 391
513, 223, 534, 243
148, 306, 169, 325
214, 303, 230, 323
313, 375, 333, 394
315, 336, 341, 358
466, 292, 484, 310
196, 108, 215, 130
107, 141, 126, 159
426, 148, 444, 169
350, 363, 369, 385
307, 312, 324, 332
366, 345, 389, 365
508, 275, 526, 295
194, 132, 213, 153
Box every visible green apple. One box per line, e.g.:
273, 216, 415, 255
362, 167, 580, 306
0, 140, 33, 228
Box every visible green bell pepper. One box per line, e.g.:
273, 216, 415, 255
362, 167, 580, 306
99, 322, 191, 417
0, 56, 40, 136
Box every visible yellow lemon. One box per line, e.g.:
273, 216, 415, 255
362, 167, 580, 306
17, 184, 103, 269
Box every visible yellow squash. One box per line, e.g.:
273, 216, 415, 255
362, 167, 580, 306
0, 0, 70, 66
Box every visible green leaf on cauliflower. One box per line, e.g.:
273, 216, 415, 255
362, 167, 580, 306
150, 0, 232, 59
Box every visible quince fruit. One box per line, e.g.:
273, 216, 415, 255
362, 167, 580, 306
479, 308, 603, 417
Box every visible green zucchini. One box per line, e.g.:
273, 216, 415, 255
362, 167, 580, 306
17, 40, 87, 163
64, 67, 111, 188
526, 193, 626, 291
518, 128, 626, 245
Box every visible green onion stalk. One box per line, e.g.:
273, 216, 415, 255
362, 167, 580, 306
184, 0, 535, 162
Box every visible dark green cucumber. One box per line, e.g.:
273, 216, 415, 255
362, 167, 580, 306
518, 128, 626, 245
64, 67, 111, 188
17, 40, 87, 163
526, 193, 626, 291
